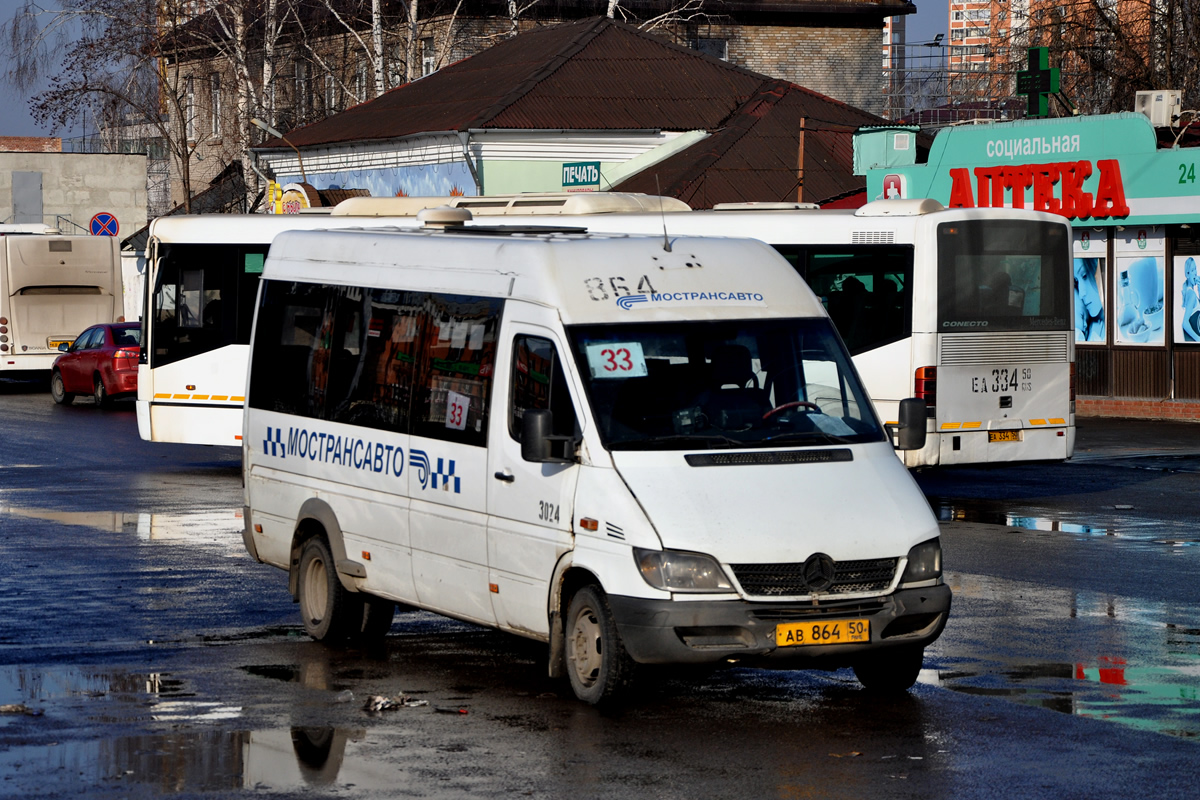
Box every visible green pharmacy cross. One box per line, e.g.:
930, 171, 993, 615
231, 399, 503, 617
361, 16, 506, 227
1016, 47, 1059, 119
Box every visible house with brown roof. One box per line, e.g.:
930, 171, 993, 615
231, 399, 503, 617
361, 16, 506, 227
252, 16, 893, 208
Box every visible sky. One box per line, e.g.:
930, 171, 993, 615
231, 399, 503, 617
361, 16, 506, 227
0, 0, 76, 139
0, 0, 952, 139
908, 0, 950, 47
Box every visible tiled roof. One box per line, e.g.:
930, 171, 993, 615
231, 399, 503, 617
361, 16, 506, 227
612, 80, 885, 206
261, 16, 890, 206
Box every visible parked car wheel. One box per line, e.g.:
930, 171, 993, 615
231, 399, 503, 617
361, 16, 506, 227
93, 376, 110, 407
50, 371, 74, 405
565, 584, 637, 705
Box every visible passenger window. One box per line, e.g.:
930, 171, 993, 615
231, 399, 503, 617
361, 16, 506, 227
410, 295, 502, 447
248, 280, 333, 418
509, 336, 578, 441
74, 329, 98, 350
326, 288, 423, 432
773, 245, 913, 355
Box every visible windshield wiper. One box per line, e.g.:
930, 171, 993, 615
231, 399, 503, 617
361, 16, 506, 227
614, 432, 747, 450
762, 431, 860, 446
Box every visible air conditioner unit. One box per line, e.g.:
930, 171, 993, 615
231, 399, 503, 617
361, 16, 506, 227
1135, 90, 1181, 127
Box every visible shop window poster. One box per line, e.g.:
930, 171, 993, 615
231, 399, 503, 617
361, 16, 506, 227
1115, 255, 1165, 344
1176, 255, 1200, 343
1074, 257, 1105, 343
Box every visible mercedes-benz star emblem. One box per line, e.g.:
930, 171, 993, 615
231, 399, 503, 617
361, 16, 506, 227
802, 553, 836, 592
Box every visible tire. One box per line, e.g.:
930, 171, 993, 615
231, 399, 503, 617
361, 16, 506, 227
51, 371, 74, 405
93, 376, 110, 407
565, 584, 637, 705
852, 644, 925, 693
357, 596, 395, 643
297, 536, 364, 642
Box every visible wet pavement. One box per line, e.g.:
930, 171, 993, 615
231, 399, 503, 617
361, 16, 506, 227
2, 383, 1199, 798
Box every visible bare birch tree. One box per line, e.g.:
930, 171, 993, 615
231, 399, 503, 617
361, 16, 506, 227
2, 0, 209, 210
989, 0, 1200, 116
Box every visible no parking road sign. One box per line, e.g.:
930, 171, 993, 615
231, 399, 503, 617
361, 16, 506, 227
90, 212, 119, 236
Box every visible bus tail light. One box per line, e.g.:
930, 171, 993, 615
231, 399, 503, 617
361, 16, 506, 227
1069, 363, 1076, 413
914, 366, 937, 411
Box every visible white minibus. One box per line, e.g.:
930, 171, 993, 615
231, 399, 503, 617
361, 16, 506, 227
242, 214, 950, 704
0, 227, 124, 375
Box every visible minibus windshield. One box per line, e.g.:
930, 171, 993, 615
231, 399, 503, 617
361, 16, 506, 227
568, 318, 887, 451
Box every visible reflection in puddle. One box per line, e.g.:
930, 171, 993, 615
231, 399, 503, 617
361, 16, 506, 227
0, 726, 392, 794
0, 666, 226, 725
927, 658, 1200, 738
932, 573, 1200, 739
930, 499, 1111, 535
0, 503, 243, 550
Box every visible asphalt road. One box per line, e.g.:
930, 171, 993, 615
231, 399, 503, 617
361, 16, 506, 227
1, 384, 1197, 799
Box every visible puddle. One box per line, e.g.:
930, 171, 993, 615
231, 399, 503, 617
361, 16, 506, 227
932, 572, 1200, 739
0, 665, 250, 735
0, 503, 244, 551
0, 726, 399, 794
929, 498, 1112, 534
929, 498, 1200, 548
0, 667, 388, 793
926, 657, 1200, 738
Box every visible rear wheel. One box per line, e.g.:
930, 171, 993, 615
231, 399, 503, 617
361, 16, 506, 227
357, 597, 396, 643
50, 371, 74, 405
93, 376, 110, 407
852, 644, 925, 693
297, 536, 364, 642
565, 584, 637, 705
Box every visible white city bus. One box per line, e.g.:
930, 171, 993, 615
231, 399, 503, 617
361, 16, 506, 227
137, 214, 410, 446
0, 226, 124, 375
419, 197, 1076, 469
136, 194, 682, 446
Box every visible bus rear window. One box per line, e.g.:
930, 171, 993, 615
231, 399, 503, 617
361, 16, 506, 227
937, 220, 1071, 332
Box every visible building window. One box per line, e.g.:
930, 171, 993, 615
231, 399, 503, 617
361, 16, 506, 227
421, 38, 435, 77
689, 38, 728, 61
185, 76, 196, 142
324, 73, 337, 115
209, 73, 221, 137
355, 62, 367, 102
295, 62, 309, 119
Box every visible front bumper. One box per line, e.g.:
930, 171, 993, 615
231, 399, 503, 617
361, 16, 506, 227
608, 584, 951, 666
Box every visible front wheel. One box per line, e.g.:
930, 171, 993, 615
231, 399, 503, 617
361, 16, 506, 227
51, 371, 74, 405
852, 644, 925, 693
565, 585, 637, 705
297, 536, 364, 642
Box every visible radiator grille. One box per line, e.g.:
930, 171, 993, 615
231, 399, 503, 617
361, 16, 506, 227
730, 558, 897, 597
938, 332, 1070, 366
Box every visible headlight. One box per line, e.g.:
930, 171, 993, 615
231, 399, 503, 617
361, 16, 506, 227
634, 548, 734, 593
900, 538, 942, 583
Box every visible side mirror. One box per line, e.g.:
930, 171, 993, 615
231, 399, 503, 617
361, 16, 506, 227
58, 342, 71, 352
894, 398, 928, 451
521, 409, 576, 464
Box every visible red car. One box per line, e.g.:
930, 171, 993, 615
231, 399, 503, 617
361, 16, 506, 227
51, 322, 141, 406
